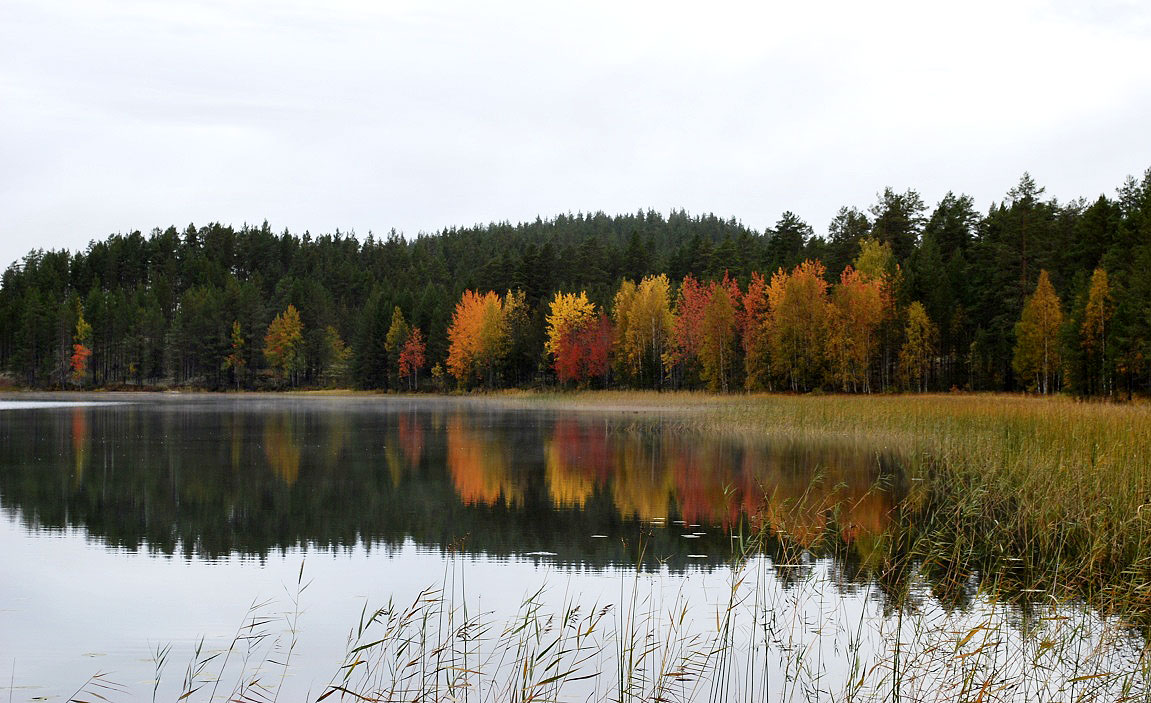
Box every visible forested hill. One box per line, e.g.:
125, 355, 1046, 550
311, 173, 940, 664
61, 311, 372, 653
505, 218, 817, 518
2, 169, 1150, 396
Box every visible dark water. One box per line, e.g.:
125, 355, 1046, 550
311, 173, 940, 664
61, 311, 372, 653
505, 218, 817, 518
0, 395, 1139, 701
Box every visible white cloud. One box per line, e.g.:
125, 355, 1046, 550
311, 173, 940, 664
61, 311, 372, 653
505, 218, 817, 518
1, 0, 1149, 268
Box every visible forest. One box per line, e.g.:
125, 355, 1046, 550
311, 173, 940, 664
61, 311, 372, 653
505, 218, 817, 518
1, 169, 1149, 396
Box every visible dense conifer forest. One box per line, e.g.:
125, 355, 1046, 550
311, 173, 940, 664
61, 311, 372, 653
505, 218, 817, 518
2, 169, 1149, 396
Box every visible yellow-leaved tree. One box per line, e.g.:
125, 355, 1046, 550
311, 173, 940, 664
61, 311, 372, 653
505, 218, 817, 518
898, 302, 936, 392
1081, 268, 1112, 397
612, 275, 673, 388
826, 266, 884, 392
264, 304, 305, 386
546, 291, 597, 358
1013, 270, 1063, 394
698, 280, 740, 392
766, 260, 828, 391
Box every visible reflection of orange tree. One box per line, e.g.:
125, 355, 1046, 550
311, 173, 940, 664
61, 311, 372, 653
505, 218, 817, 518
71, 407, 90, 485
447, 416, 521, 506
740, 443, 893, 548
544, 419, 611, 508
263, 414, 302, 485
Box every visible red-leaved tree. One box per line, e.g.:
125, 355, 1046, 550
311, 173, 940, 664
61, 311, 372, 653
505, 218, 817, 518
555, 316, 614, 385
398, 327, 426, 390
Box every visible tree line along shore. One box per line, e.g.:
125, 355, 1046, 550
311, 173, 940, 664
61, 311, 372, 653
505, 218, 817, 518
2, 170, 1149, 396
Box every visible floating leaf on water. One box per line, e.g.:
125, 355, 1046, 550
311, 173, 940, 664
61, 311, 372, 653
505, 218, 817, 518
524, 551, 558, 557
686, 554, 708, 559
590, 534, 608, 538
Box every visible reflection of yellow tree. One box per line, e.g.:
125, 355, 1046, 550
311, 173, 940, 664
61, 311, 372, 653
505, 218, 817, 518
71, 407, 90, 486
263, 415, 301, 485
320, 412, 349, 478
447, 416, 521, 506
383, 413, 422, 487
545, 420, 610, 508
611, 439, 675, 521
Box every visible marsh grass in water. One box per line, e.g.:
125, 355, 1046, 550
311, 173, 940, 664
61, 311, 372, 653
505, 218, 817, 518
515, 393, 1151, 622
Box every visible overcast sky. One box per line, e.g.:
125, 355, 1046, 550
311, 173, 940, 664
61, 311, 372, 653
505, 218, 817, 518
2, 0, 1150, 270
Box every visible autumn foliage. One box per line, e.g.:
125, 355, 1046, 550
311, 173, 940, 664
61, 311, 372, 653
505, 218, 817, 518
765, 260, 830, 392
446, 290, 509, 387
264, 304, 305, 385
1013, 270, 1063, 394
546, 291, 612, 385
70, 305, 93, 385
398, 327, 426, 389
555, 316, 614, 385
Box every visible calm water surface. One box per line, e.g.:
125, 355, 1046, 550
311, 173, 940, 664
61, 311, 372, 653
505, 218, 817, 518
0, 394, 1140, 701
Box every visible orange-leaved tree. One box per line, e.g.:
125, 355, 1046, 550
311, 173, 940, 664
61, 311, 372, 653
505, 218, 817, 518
446, 290, 508, 387
742, 271, 772, 390
669, 274, 709, 383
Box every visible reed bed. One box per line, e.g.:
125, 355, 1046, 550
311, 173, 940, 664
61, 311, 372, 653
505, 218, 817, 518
115, 547, 1149, 702
514, 391, 1151, 623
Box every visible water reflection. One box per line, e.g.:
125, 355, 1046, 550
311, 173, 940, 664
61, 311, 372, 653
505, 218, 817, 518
0, 399, 898, 571
2, 398, 1143, 702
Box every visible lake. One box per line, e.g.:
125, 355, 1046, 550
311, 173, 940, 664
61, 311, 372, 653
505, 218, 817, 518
0, 394, 1142, 701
